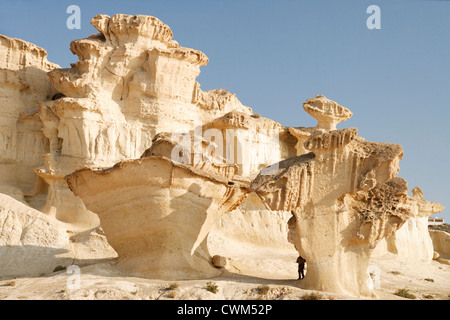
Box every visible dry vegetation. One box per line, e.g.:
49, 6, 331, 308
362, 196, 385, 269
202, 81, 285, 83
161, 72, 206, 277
428, 223, 450, 233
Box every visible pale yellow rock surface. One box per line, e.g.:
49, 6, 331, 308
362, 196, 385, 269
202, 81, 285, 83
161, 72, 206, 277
0, 35, 58, 198
0, 192, 116, 278
302, 95, 352, 131
0, 193, 72, 277
210, 193, 294, 251
65, 139, 251, 279
373, 189, 444, 261
32, 14, 257, 227
212, 255, 227, 268
0, 13, 447, 300
429, 230, 450, 264
250, 96, 437, 297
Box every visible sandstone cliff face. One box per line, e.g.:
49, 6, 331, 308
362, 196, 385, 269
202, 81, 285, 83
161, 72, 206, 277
430, 230, 450, 263
0, 35, 58, 198
202, 110, 296, 177
210, 193, 294, 251
34, 14, 266, 226
0, 15, 297, 280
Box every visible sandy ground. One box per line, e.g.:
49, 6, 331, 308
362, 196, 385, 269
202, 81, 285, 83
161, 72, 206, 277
0, 235, 449, 300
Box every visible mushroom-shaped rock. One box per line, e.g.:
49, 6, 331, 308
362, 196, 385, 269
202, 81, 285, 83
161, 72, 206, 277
90, 14, 175, 46
303, 95, 352, 131
251, 124, 411, 297
65, 137, 250, 280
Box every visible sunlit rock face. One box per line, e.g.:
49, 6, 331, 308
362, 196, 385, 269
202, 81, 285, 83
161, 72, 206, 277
0, 13, 297, 279
0, 14, 295, 229
0, 35, 59, 199
35, 14, 257, 226
0, 13, 445, 294
373, 187, 444, 261
46, 14, 252, 169
0, 193, 72, 278
65, 135, 250, 280
251, 96, 430, 297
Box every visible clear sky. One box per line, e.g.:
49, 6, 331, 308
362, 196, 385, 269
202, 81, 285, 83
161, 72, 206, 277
1, 0, 449, 219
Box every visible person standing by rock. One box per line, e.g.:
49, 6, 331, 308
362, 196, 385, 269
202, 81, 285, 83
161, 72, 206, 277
297, 256, 306, 280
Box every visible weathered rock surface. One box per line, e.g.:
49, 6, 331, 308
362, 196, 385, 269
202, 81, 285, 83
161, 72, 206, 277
212, 255, 227, 268
429, 230, 450, 264
210, 193, 294, 251
45, 13, 251, 167
373, 188, 444, 261
0, 14, 446, 298
0, 35, 58, 199
0, 193, 72, 277
302, 95, 352, 131
32, 14, 258, 227
251, 96, 418, 297
65, 135, 250, 279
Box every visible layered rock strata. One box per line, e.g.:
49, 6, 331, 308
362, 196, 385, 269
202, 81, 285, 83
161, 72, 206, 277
34, 14, 255, 226
0, 14, 446, 294
0, 193, 72, 277
373, 187, 444, 261
0, 35, 58, 199
251, 96, 416, 297
65, 135, 250, 279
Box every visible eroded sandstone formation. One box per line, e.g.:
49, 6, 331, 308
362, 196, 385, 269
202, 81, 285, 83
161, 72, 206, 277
0, 14, 295, 279
65, 135, 250, 279
373, 187, 444, 261
430, 230, 450, 264
0, 35, 58, 200
0, 13, 446, 296
250, 96, 437, 297
33, 14, 259, 227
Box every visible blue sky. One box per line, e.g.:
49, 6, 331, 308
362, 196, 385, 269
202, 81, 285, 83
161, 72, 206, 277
1, 0, 449, 219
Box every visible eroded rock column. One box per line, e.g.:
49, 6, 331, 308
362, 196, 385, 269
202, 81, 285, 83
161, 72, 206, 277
251, 96, 416, 297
